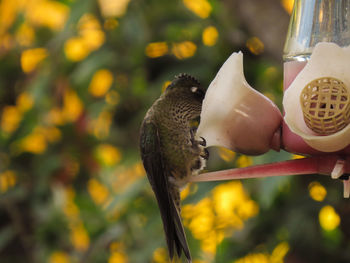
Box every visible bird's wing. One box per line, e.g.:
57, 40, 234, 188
140, 119, 191, 262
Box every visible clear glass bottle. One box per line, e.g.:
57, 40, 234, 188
282, 0, 350, 155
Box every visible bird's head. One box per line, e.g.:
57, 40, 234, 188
163, 73, 206, 118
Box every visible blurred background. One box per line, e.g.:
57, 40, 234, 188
1, 0, 349, 262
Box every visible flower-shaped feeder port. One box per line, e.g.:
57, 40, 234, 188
195, 44, 350, 198
283, 43, 350, 153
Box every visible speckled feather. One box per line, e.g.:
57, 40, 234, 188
140, 74, 206, 262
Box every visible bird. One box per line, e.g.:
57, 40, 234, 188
139, 73, 208, 262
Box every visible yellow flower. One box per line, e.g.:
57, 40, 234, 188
95, 144, 122, 166
200, 230, 224, 255
0, 0, 18, 34
319, 205, 340, 231
0, 170, 16, 193
145, 42, 169, 58
172, 41, 197, 59
17, 126, 62, 152
64, 200, 80, 219
49, 251, 70, 263
182, 181, 259, 257
236, 200, 259, 220
42, 126, 62, 143
46, 107, 65, 126
78, 13, 101, 31
0, 93, 34, 136
212, 182, 253, 230
202, 26, 218, 46
25, 0, 69, 31
308, 181, 327, 202
16, 92, 34, 113
236, 155, 253, 168
88, 178, 110, 205
108, 251, 128, 263
70, 223, 90, 251
234, 253, 270, 263
63, 187, 80, 219
89, 69, 114, 97
21, 48, 48, 73
184, 197, 214, 240
89, 111, 113, 139
80, 29, 105, 51
213, 182, 245, 216
64, 37, 90, 62
16, 23, 35, 46
152, 247, 168, 263
78, 14, 105, 50
234, 242, 289, 263
98, 0, 131, 17
65, 186, 76, 201
64, 14, 105, 62
62, 89, 83, 123
0, 33, 13, 52
1, 106, 22, 134
183, 0, 212, 19
218, 147, 236, 162
270, 242, 290, 263
180, 184, 191, 200
19, 131, 47, 154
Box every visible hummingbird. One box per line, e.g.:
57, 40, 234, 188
140, 74, 208, 262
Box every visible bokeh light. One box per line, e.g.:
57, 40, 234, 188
308, 181, 327, 202
145, 42, 169, 58
89, 69, 114, 97
21, 48, 48, 73
319, 205, 341, 231
183, 0, 212, 19
49, 251, 71, 263
281, 0, 295, 14
202, 26, 219, 46
246, 37, 265, 55
0, 170, 16, 193
172, 41, 197, 59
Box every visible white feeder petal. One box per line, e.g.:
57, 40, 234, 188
283, 42, 350, 152
197, 52, 282, 155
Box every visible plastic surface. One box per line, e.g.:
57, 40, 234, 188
283, 0, 350, 155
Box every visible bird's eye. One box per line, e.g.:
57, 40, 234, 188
190, 86, 205, 101
191, 86, 198, 93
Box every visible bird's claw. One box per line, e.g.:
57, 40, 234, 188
199, 136, 206, 146
200, 148, 209, 160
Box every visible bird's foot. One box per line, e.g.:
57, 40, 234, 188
198, 136, 206, 146
200, 148, 209, 160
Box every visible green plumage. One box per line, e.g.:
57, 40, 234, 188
140, 74, 208, 262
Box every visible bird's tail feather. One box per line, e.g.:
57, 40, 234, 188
172, 198, 192, 262
156, 186, 191, 262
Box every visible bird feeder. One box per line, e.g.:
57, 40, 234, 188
192, 0, 350, 198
